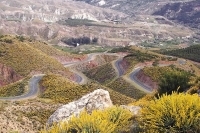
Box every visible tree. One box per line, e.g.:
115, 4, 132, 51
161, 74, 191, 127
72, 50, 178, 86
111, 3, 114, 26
92, 37, 98, 43
158, 70, 191, 96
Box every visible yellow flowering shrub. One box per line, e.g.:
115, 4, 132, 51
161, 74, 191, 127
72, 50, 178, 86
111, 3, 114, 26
129, 92, 156, 107
0, 78, 29, 97
187, 76, 200, 94
101, 106, 133, 132
41, 106, 133, 133
139, 92, 200, 133
39, 74, 94, 104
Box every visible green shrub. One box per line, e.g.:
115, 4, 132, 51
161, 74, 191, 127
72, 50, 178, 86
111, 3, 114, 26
139, 92, 200, 133
161, 44, 200, 62
158, 70, 191, 96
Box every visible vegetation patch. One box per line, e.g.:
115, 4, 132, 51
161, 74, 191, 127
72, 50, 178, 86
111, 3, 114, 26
140, 39, 181, 49
41, 93, 200, 133
0, 35, 70, 76
124, 50, 158, 63
142, 66, 189, 82
0, 78, 29, 97
84, 63, 117, 84
61, 36, 98, 47
121, 48, 158, 73
161, 44, 200, 62
30, 41, 66, 57
107, 78, 146, 100
139, 93, 200, 133
39, 74, 134, 105
158, 70, 191, 95
58, 19, 116, 27
143, 66, 176, 82
41, 106, 133, 133
39, 74, 94, 104
186, 76, 200, 94
106, 88, 135, 105
143, 66, 192, 95
108, 46, 134, 53
53, 44, 113, 54
23, 109, 55, 127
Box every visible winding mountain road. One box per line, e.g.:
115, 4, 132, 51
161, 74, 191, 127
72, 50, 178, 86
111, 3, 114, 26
113, 58, 154, 93
0, 53, 119, 101
0, 74, 44, 101
113, 58, 124, 77
113, 58, 175, 93
129, 67, 153, 93
0, 52, 170, 100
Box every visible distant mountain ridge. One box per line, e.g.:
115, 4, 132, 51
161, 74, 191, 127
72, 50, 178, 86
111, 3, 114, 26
0, 0, 127, 22
0, 0, 198, 45
74, 0, 194, 15
153, 0, 200, 29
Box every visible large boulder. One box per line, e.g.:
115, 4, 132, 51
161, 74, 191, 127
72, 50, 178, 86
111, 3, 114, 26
47, 89, 113, 126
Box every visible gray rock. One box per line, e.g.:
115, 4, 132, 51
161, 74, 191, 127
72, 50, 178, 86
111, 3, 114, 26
120, 105, 141, 115
47, 89, 113, 126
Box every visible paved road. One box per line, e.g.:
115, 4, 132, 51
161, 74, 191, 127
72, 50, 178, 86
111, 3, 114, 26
0, 75, 44, 101
129, 67, 153, 92
113, 58, 174, 93
64, 52, 121, 84
114, 58, 124, 77
63, 53, 98, 67
113, 58, 153, 92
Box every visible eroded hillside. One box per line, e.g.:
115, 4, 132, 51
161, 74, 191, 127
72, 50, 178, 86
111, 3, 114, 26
153, 0, 200, 29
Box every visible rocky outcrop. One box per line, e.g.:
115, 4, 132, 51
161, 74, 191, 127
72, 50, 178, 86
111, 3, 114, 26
47, 89, 113, 126
0, 63, 22, 86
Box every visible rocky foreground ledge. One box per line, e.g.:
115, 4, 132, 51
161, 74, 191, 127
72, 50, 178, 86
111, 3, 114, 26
47, 89, 141, 126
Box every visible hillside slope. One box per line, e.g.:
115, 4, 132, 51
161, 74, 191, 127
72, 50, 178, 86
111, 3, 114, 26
161, 44, 200, 62
39, 74, 135, 105
0, 35, 72, 77
153, 0, 200, 29
0, 0, 127, 22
